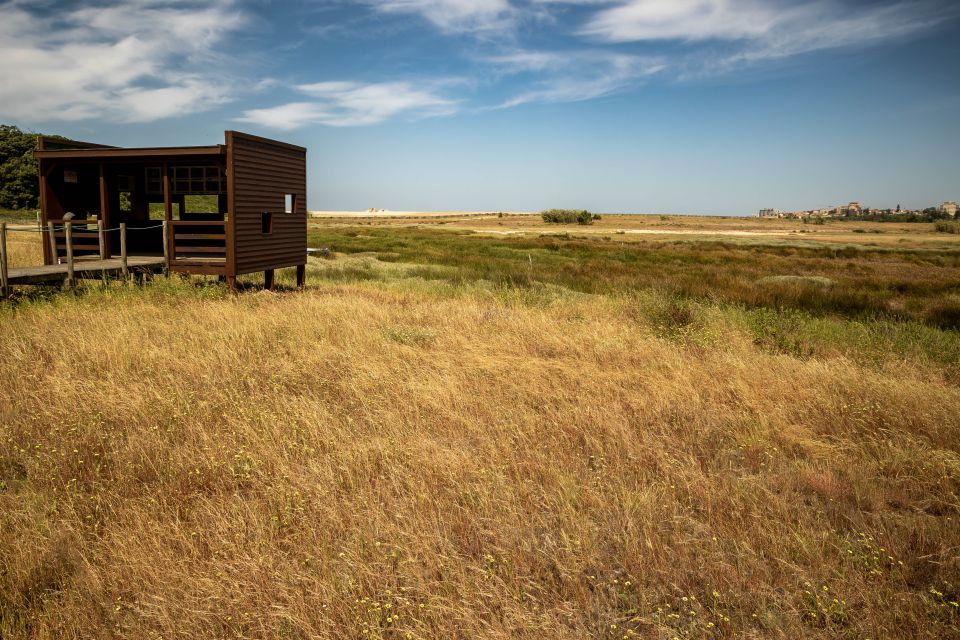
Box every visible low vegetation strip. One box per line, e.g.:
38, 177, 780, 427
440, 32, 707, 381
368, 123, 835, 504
1, 226, 959, 638
309, 226, 960, 329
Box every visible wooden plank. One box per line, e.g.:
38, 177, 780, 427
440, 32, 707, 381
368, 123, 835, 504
173, 233, 225, 240
162, 220, 169, 276
120, 223, 128, 278
170, 220, 226, 227
6, 257, 166, 285
39, 164, 50, 264
163, 162, 172, 266
55, 232, 99, 238
56, 243, 101, 250
175, 246, 226, 254
65, 223, 74, 288
34, 146, 224, 159
98, 220, 106, 260
47, 221, 57, 264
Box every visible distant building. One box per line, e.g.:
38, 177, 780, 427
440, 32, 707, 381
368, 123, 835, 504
759, 208, 782, 218
939, 201, 958, 217
837, 202, 863, 216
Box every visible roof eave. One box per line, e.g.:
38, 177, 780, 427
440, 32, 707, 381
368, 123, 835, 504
33, 145, 226, 160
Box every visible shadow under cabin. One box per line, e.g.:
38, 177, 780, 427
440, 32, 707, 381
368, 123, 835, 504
33, 130, 307, 290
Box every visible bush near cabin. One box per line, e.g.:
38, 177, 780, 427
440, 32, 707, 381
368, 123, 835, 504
0, 124, 43, 210
541, 208, 600, 225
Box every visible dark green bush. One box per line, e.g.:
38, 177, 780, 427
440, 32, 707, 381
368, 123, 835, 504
934, 221, 960, 234
541, 209, 595, 225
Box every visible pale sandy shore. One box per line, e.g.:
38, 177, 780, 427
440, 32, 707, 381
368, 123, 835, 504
480, 228, 790, 237
309, 210, 537, 218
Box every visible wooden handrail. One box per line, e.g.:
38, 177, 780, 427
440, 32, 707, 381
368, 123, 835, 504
170, 220, 226, 227
169, 219, 227, 267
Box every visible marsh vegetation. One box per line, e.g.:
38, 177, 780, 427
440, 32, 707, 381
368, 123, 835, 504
1, 219, 958, 638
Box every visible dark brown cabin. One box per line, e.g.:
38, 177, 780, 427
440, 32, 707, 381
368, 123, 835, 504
33, 131, 307, 289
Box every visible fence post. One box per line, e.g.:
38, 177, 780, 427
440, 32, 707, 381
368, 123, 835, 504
162, 220, 170, 277
120, 223, 128, 279
65, 222, 75, 289
47, 222, 57, 265
0, 223, 8, 299
98, 219, 107, 282
98, 219, 106, 259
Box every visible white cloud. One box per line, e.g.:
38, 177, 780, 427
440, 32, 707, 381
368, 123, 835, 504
485, 49, 664, 107
0, 0, 246, 123
237, 81, 458, 128
579, 0, 779, 42
578, 0, 955, 63
365, 0, 514, 33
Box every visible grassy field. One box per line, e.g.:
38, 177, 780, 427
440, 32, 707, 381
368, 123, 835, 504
1, 216, 959, 638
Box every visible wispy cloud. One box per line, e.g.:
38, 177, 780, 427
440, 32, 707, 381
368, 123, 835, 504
485, 49, 664, 107
577, 0, 957, 64
364, 0, 515, 33
237, 80, 458, 128
0, 0, 246, 123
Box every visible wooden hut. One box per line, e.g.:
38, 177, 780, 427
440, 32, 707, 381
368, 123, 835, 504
33, 130, 307, 290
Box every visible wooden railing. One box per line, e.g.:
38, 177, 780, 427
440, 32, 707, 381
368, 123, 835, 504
169, 220, 226, 265
50, 219, 106, 262
0, 220, 141, 297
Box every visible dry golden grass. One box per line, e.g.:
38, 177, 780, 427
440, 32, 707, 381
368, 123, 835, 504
1, 265, 959, 638
2, 224, 45, 268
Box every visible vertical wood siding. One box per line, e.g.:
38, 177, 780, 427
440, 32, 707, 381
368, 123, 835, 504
229, 132, 307, 275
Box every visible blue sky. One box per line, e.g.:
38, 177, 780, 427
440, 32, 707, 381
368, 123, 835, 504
1, 0, 958, 214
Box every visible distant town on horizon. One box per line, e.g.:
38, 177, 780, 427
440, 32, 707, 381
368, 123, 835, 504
759, 200, 958, 220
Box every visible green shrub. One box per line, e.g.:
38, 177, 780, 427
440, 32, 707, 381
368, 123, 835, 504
924, 301, 960, 330
934, 221, 960, 234
541, 209, 595, 225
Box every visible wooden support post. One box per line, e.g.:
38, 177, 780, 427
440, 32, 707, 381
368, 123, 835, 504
64, 222, 75, 289
98, 219, 107, 282
47, 222, 57, 264
226, 275, 236, 293
120, 223, 128, 279
162, 220, 170, 277
0, 223, 8, 299
98, 162, 110, 258
264, 269, 275, 291
296, 264, 306, 289
98, 219, 106, 259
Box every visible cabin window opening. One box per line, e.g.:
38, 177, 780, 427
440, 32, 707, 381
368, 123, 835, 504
145, 167, 162, 194
261, 211, 273, 234
184, 194, 219, 214
171, 165, 224, 195
119, 191, 133, 213
284, 193, 295, 214
149, 201, 182, 220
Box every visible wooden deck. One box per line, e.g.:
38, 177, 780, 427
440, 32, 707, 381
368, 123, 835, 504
6, 256, 165, 286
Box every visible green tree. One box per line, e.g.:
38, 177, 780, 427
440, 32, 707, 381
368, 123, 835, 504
0, 124, 40, 210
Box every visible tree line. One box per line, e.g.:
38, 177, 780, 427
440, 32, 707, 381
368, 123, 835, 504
0, 124, 66, 210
